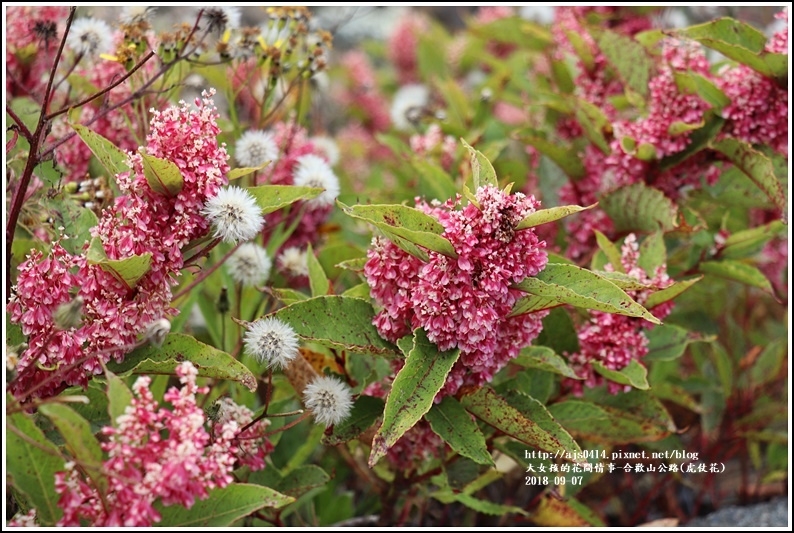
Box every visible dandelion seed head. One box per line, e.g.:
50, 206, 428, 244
235, 130, 279, 168
201, 186, 265, 243
277, 247, 309, 278
244, 317, 299, 369
293, 154, 340, 207
226, 243, 272, 287
390, 84, 430, 131
303, 375, 354, 427
67, 17, 113, 57
309, 136, 340, 166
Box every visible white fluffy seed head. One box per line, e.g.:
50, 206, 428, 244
227, 243, 272, 287
67, 17, 114, 57
309, 136, 340, 166
144, 318, 171, 348
293, 154, 340, 208
277, 247, 309, 278
235, 130, 279, 168
201, 186, 265, 243
303, 375, 354, 427
390, 84, 430, 131
244, 317, 300, 370
194, 6, 241, 33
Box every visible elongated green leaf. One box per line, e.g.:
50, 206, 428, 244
412, 158, 458, 203
502, 390, 583, 458
107, 370, 133, 426
564, 29, 595, 72
340, 282, 371, 301
699, 260, 775, 295
268, 287, 309, 305
516, 203, 596, 230
659, 111, 725, 171
6, 403, 65, 525
461, 387, 582, 460
336, 256, 367, 272
323, 396, 384, 446
519, 131, 586, 179
595, 29, 654, 97
594, 230, 624, 273
512, 345, 581, 379
434, 491, 529, 517
711, 138, 787, 215
512, 263, 660, 324
341, 203, 457, 259
227, 161, 270, 181
270, 296, 399, 357
673, 71, 731, 109
276, 465, 330, 499
533, 494, 605, 527
749, 338, 786, 387
86, 236, 152, 289
645, 276, 702, 309
369, 329, 460, 467
140, 153, 183, 197
38, 404, 107, 493
721, 221, 785, 260
638, 231, 666, 277
108, 333, 258, 391
674, 18, 788, 80
592, 359, 649, 390
646, 324, 715, 362
425, 396, 493, 466
592, 271, 652, 291
573, 97, 610, 153
306, 244, 330, 297
156, 483, 294, 527
42, 198, 99, 256
247, 185, 323, 215
71, 123, 130, 178
601, 182, 678, 233
461, 139, 498, 189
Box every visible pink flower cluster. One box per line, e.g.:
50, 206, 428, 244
7, 91, 229, 401
337, 51, 391, 133
54, 362, 239, 527
212, 397, 275, 472
365, 184, 549, 397
717, 9, 788, 155
388, 14, 427, 84
565, 234, 674, 396
5, 6, 69, 97
408, 124, 457, 171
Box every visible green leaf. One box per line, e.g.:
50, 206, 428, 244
564, 29, 595, 72
340, 282, 371, 301
70, 123, 130, 178
323, 396, 384, 446
6, 314, 26, 347
227, 161, 270, 181
512, 345, 581, 379
533, 494, 605, 527
519, 130, 585, 180
721, 221, 785, 259
9, 97, 42, 133
6, 402, 65, 525
108, 333, 258, 391
601, 182, 678, 233
699, 260, 775, 296
435, 492, 529, 517
638, 232, 666, 277
106, 370, 133, 426
645, 276, 702, 309
306, 244, 330, 297
711, 138, 787, 215
336, 256, 367, 272
38, 403, 107, 493
425, 396, 494, 466
156, 483, 294, 527
595, 29, 654, 97
42, 198, 98, 256
461, 138, 498, 189
535, 307, 580, 355
593, 230, 624, 273
549, 390, 674, 444
659, 111, 725, 171
411, 158, 459, 203
573, 98, 610, 154
591, 360, 649, 390
247, 185, 323, 215
270, 296, 399, 357
646, 324, 715, 362
674, 18, 788, 80
140, 153, 184, 197
512, 263, 661, 324
673, 71, 731, 109
473, 15, 552, 49
268, 287, 309, 305
369, 329, 460, 467
749, 338, 786, 388
461, 387, 583, 460
516, 203, 596, 230
502, 390, 584, 458
592, 271, 653, 291
85, 237, 152, 289
668, 119, 705, 136
340, 202, 457, 260
275, 465, 330, 499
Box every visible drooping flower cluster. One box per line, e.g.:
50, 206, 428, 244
565, 234, 674, 396
55, 363, 239, 527
388, 13, 428, 84
365, 184, 550, 397
409, 124, 457, 171
7, 91, 230, 401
